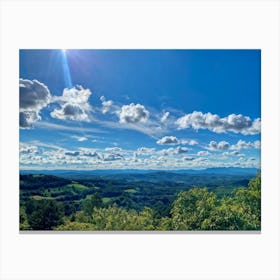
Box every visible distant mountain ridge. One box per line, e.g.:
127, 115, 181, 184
20, 167, 258, 177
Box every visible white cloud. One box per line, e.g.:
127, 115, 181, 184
20, 79, 51, 111
159, 146, 188, 156
230, 140, 261, 150
37, 121, 105, 133
181, 139, 198, 146
157, 136, 179, 145
253, 140, 261, 149
19, 143, 40, 154
79, 148, 101, 159
194, 157, 208, 163
20, 111, 41, 128
100, 96, 113, 114
160, 111, 170, 122
156, 136, 198, 146
19, 79, 51, 128
223, 151, 245, 157
183, 156, 195, 161
197, 151, 210, 156
175, 147, 188, 154
207, 140, 230, 151
20, 141, 260, 170
176, 111, 261, 135
103, 154, 123, 161
65, 151, 79, 156
137, 147, 155, 155
105, 147, 123, 153
51, 86, 92, 121
119, 103, 149, 124
71, 136, 88, 142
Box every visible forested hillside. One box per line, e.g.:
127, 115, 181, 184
20, 172, 261, 231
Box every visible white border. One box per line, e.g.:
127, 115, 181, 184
1, 0, 279, 279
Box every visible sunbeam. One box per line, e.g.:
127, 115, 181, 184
61, 49, 72, 88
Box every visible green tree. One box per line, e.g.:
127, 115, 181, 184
55, 221, 95, 231
26, 199, 64, 230
82, 193, 103, 217
201, 174, 261, 230
20, 206, 30, 230
157, 217, 172, 230
90, 204, 155, 230
170, 188, 217, 230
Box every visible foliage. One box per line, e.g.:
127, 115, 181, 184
55, 221, 95, 230
201, 174, 261, 230
170, 188, 217, 230
20, 173, 261, 231
90, 204, 155, 230
25, 199, 64, 230
20, 207, 30, 230
82, 193, 103, 217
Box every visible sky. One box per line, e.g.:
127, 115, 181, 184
19, 49, 261, 170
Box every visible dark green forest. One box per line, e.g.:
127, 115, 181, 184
20, 172, 261, 231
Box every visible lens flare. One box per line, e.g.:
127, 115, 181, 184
61, 49, 72, 88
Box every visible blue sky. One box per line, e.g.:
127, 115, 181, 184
19, 49, 261, 170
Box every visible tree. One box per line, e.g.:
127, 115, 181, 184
201, 174, 261, 230
82, 193, 103, 217
26, 199, 64, 230
20, 206, 30, 230
55, 221, 95, 231
90, 204, 155, 230
170, 188, 217, 230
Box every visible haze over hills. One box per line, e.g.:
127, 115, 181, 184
20, 167, 258, 177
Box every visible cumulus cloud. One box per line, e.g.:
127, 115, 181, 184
65, 151, 79, 156
230, 140, 261, 150
100, 96, 113, 114
223, 151, 245, 157
20, 111, 41, 128
78, 148, 102, 159
160, 146, 188, 156
183, 156, 195, 161
103, 154, 123, 161
175, 147, 188, 154
156, 136, 197, 146
207, 141, 230, 151
197, 151, 210, 156
195, 157, 208, 162
83, 152, 99, 157
51, 86, 92, 121
160, 111, 170, 123
176, 111, 261, 135
119, 103, 149, 124
181, 139, 198, 146
137, 147, 155, 155
157, 136, 179, 145
19, 79, 51, 128
105, 147, 123, 153
19, 143, 40, 155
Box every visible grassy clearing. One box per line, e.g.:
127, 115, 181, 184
102, 197, 112, 203
124, 189, 137, 193
66, 183, 89, 191
32, 174, 45, 178
32, 195, 54, 200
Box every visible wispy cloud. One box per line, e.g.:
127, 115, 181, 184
37, 121, 106, 134
71, 136, 88, 142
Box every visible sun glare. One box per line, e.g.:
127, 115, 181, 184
60, 49, 72, 88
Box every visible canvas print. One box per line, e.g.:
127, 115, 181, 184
19, 50, 261, 231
